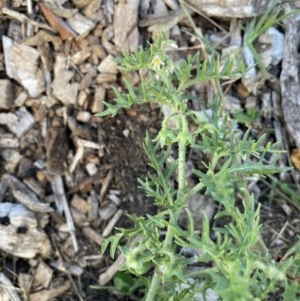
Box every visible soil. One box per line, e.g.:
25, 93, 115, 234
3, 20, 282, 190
1, 1, 300, 300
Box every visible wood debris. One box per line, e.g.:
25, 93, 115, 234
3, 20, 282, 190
0, 272, 22, 301
0, 79, 14, 109
29, 279, 71, 301
113, 0, 139, 52
3, 36, 46, 97
280, 4, 300, 149
0, 202, 52, 258
0, 0, 299, 299
185, 0, 277, 18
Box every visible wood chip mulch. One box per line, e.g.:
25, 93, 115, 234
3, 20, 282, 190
1, 0, 300, 300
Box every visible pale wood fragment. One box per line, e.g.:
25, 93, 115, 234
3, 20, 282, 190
77, 90, 88, 107
72, 49, 92, 65
42, 2, 78, 19
102, 209, 123, 237
66, 13, 96, 38
14, 91, 28, 107
77, 139, 101, 149
162, 0, 178, 10
0, 134, 19, 148
82, 226, 105, 245
2, 36, 16, 78
40, 95, 58, 108
0, 149, 23, 173
102, 41, 119, 56
36, 212, 50, 229
86, 163, 97, 176
98, 235, 141, 285
0, 203, 53, 258
21, 30, 62, 49
29, 280, 71, 301
179, 193, 214, 230
35, 260, 53, 288
140, 8, 184, 28
39, 3, 77, 40
2, 174, 53, 212
98, 254, 126, 285
257, 27, 284, 68
82, 0, 101, 19
123, 71, 140, 86
103, 0, 114, 23
18, 273, 32, 298
50, 174, 78, 252
91, 44, 107, 60
140, 0, 150, 18
271, 91, 288, 181
76, 111, 91, 122
97, 54, 118, 74
69, 145, 84, 174
49, 260, 83, 276
23, 177, 46, 199
0, 272, 22, 301
97, 124, 105, 157
108, 192, 121, 206
79, 69, 96, 90
82, 254, 103, 264
10, 42, 40, 71
67, 169, 107, 195
71, 194, 91, 214
185, 0, 277, 18
96, 73, 117, 84
20, 68, 46, 98
99, 201, 117, 221
2, 7, 56, 32
34, 159, 47, 170
0, 79, 14, 109
100, 169, 113, 202
38, 43, 54, 72
73, 0, 94, 9
92, 85, 105, 113
87, 190, 98, 220
51, 79, 78, 105
242, 40, 258, 94
113, 0, 139, 52
70, 206, 87, 226
280, 4, 300, 149
3, 37, 46, 97
223, 95, 241, 112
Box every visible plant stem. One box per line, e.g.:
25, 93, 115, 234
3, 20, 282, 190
177, 139, 186, 198
163, 116, 187, 247
175, 115, 187, 219
149, 114, 187, 293
145, 271, 160, 301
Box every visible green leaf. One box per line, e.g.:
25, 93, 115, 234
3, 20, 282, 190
101, 233, 123, 259
284, 281, 298, 301
113, 271, 133, 292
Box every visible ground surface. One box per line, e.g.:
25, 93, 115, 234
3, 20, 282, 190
1, 0, 300, 300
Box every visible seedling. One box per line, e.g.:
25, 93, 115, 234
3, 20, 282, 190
97, 33, 297, 300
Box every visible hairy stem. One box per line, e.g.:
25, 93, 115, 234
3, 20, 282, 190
145, 271, 161, 301
175, 114, 187, 217
177, 139, 186, 199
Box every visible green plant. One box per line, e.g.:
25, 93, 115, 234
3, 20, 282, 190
90, 271, 139, 296
233, 108, 260, 124
243, 0, 298, 74
97, 33, 297, 300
